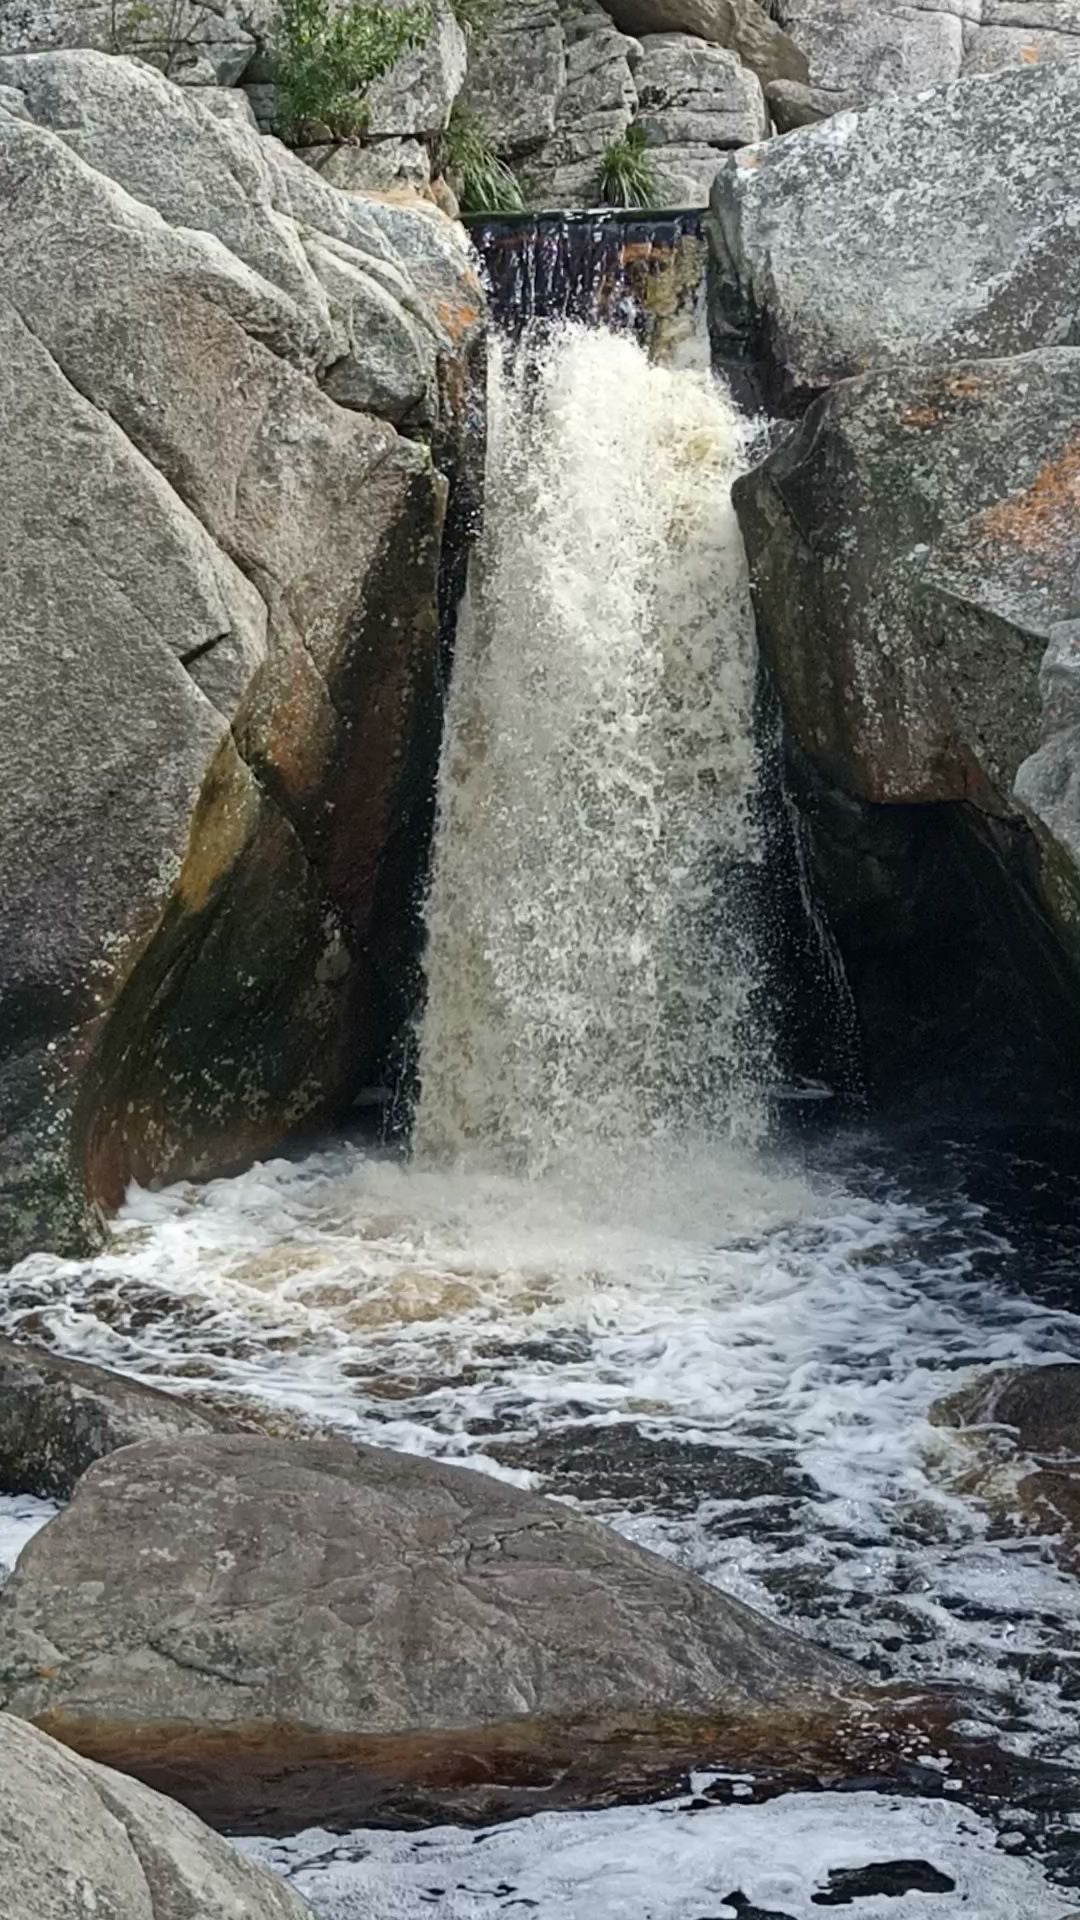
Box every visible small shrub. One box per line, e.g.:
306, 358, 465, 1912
274, 0, 433, 142
442, 103, 524, 213
600, 123, 658, 209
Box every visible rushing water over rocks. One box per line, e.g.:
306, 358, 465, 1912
4, 225, 1080, 1918
415, 322, 765, 1169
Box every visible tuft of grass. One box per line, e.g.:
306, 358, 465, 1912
441, 103, 524, 213
274, 0, 433, 143
600, 123, 659, 209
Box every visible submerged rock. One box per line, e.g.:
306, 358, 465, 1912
0, 1711, 309, 1919
0, 53, 483, 1266
709, 60, 1080, 409
932, 1363, 1080, 1568
0, 1340, 235, 1500
0, 1431, 878, 1828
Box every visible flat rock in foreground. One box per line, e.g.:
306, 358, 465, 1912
0, 1711, 308, 1920
0, 1432, 875, 1828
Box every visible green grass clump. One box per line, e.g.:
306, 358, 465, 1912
274, 0, 434, 142
600, 123, 658, 208
442, 103, 524, 213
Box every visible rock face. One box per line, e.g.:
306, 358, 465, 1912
0, 1340, 236, 1499
634, 32, 766, 200
931, 1365, 1080, 1570
0, 1711, 309, 1920
601, 0, 807, 86
0, 1431, 864, 1826
0, 52, 483, 1265
710, 61, 1080, 410
774, 0, 1080, 97
735, 349, 1080, 1117
0, 0, 274, 83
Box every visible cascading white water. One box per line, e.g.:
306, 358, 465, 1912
414, 322, 767, 1175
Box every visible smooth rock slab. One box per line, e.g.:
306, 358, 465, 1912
0, 1711, 309, 1920
0, 1432, 869, 1827
709, 60, 1080, 408
0, 1340, 234, 1500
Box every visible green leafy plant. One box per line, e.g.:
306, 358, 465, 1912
600, 123, 658, 209
274, 0, 433, 142
441, 103, 524, 213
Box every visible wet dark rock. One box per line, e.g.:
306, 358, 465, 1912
723, 1894, 797, 1919
488, 1422, 811, 1513
735, 351, 1080, 1125
810, 1859, 955, 1902
0, 1338, 235, 1500
931, 1364, 1080, 1570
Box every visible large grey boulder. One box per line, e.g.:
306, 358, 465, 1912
0, 0, 272, 83
773, 0, 963, 95
0, 1341, 235, 1499
601, 0, 808, 87
365, 0, 467, 135
734, 348, 1080, 1116
0, 1712, 309, 1920
635, 32, 768, 147
0, 1432, 860, 1826
460, 0, 567, 155
0, 54, 483, 1264
709, 60, 1080, 409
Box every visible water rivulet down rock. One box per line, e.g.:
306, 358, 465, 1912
0, 52, 483, 1267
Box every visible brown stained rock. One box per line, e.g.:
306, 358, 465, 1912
931, 1364, 1080, 1570
0, 1432, 882, 1827
0, 55, 484, 1264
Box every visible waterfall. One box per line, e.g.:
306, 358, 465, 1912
414, 226, 767, 1179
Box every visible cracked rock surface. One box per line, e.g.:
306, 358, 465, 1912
0, 1432, 863, 1826
0, 51, 483, 1266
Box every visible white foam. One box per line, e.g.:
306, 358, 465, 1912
240, 1790, 1074, 1919
0, 1493, 58, 1580
5, 1136, 1080, 1757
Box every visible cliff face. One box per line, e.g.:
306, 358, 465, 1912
0, 50, 484, 1262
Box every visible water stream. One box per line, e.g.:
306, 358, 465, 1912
4, 217, 1080, 1916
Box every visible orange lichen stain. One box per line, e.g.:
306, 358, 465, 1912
972, 432, 1080, 563
899, 370, 998, 430
436, 300, 480, 340
1020, 45, 1040, 61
